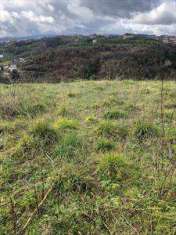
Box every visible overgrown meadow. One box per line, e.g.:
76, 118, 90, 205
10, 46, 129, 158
0, 80, 176, 234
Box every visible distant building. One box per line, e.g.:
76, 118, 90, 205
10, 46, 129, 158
122, 33, 135, 40
19, 58, 26, 63
8, 64, 17, 72
92, 39, 97, 45
0, 54, 4, 59
162, 36, 176, 45
89, 34, 97, 40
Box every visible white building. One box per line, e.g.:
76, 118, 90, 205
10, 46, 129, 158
8, 64, 17, 72
92, 39, 97, 45
19, 58, 25, 63
0, 54, 4, 59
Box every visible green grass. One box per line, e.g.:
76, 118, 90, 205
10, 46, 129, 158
0, 80, 176, 234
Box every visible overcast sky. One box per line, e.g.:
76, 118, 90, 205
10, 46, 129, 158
0, 0, 176, 38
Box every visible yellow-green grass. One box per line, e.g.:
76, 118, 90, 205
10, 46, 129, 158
0, 80, 175, 234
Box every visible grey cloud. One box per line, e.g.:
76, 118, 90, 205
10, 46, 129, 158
133, 1, 176, 25
0, 0, 176, 37
83, 0, 159, 18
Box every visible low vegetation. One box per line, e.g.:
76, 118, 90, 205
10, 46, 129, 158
0, 80, 175, 234
1, 35, 176, 83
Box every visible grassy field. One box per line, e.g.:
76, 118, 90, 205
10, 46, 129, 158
0, 80, 176, 234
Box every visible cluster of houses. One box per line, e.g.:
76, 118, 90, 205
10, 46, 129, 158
0, 54, 26, 81
88, 33, 176, 45
161, 36, 176, 45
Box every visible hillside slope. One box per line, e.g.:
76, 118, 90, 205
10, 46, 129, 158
1, 35, 176, 82
22, 43, 176, 81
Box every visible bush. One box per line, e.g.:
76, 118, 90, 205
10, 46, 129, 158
133, 121, 159, 141
104, 110, 128, 120
96, 139, 115, 152
82, 60, 99, 80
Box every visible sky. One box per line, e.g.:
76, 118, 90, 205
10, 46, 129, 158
0, 0, 176, 38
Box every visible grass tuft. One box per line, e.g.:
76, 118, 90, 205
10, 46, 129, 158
54, 133, 83, 159
31, 120, 58, 146
54, 118, 79, 130
96, 138, 115, 152
104, 110, 128, 120
133, 121, 159, 141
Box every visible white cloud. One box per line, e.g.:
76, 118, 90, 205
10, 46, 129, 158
133, 1, 176, 25
0, 0, 176, 37
0, 10, 13, 23
67, 0, 94, 22
22, 11, 55, 24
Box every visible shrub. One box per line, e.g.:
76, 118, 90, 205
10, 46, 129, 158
82, 60, 99, 80
54, 118, 79, 130
133, 121, 159, 141
104, 110, 128, 120
96, 139, 115, 152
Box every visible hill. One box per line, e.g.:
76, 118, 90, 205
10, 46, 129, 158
1, 35, 176, 82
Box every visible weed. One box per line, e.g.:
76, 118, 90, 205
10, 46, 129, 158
97, 154, 129, 181
54, 118, 79, 130
67, 92, 78, 98
58, 106, 69, 117
96, 138, 115, 152
85, 116, 97, 123
133, 121, 159, 141
12, 134, 36, 159
97, 154, 141, 188
31, 120, 58, 146
104, 110, 128, 120
97, 121, 117, 138
54, 133, 83, 159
